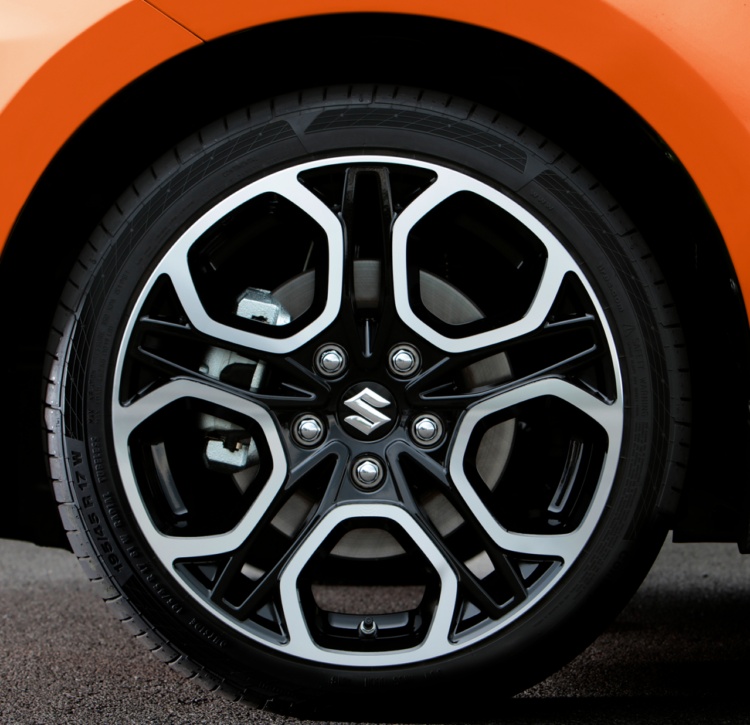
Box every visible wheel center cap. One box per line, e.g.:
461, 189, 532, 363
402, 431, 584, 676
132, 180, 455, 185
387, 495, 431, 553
339, 382, 398, 440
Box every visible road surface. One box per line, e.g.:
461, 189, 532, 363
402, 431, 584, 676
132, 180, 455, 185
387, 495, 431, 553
1, 537, 749, 724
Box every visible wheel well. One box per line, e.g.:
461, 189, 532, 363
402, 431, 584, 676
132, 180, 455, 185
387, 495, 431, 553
2, 13, 747, 546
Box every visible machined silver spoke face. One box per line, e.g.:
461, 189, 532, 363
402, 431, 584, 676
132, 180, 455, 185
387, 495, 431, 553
112, 155, 624, 666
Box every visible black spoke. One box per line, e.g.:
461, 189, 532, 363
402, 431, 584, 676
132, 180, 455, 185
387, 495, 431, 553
207, 444, 349, 617
387, 442, 528, 619
406, 312, 608, 409
284, 441, 350, 497
126, 313, 331, 407
127, 346, 322, 409
337, 166, 399, 366
417, 344, 601, 408
228, 514, 322, 622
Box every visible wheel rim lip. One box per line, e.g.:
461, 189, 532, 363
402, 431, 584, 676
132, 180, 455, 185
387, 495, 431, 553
110, 153, 625, 667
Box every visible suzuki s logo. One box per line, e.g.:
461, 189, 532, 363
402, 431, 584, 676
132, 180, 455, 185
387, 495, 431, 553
343, 387, 392, 435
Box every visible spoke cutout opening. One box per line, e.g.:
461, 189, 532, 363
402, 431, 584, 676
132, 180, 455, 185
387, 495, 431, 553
128, 399, 272, 537
407, 191, 548, 336
187, 193, 329, 335
297, 519, 440, 652
464, 396, 608, 534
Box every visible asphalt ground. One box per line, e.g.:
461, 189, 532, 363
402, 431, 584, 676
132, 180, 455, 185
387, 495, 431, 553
1, 537, 750, 724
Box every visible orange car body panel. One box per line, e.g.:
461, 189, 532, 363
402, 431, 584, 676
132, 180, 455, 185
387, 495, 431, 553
1, 0, 750, 307
0, 1, 199, 251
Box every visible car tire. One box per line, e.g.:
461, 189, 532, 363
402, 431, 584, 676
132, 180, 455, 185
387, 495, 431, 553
45, 86, 690, 718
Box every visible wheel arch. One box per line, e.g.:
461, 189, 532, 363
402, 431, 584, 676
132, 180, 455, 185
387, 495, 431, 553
1, 12, 748, 545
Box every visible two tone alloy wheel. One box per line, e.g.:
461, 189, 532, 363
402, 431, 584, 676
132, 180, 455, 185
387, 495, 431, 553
47, 88, 688, 715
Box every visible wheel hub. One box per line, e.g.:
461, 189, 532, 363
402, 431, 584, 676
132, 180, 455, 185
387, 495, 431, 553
339, 383, 398, 439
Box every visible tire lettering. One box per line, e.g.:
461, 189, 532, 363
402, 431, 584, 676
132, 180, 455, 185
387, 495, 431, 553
102, 491, 122, 529
90, 436, 109, 485
188, 618, 227, 647
530, 189, 555, 212
596, 263, 624, 312
137, 564, 184, 613
66, 438, 91, 493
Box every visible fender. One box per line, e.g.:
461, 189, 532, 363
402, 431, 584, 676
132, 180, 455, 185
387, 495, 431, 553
2, 0, 750, 303
0, 1, 198, 252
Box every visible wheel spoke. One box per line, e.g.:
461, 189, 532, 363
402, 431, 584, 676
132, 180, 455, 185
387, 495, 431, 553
408, 339, 601, 409
285, 440, 350, 497
406, 312, 599, 397
337, 165, 398, 364
130, 342, 326, 410
208, 443, 350, 619
388, 442, 528, 618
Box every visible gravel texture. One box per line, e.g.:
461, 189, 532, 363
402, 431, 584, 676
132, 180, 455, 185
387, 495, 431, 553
1, 538, 750, 724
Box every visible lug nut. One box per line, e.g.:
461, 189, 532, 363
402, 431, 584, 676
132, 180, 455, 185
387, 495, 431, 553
352, 456, 384, 490
411, 414, 444, 446
388, 344, 421, 377
292, 415, 325, 447
315, 344, 347, 377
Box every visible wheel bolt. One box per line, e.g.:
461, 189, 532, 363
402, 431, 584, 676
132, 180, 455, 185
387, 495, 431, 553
292, 415, 325, 447
315, 344, 347, 377
388, 344, 421, 377
352, 456, 384, 490
411, 414, 444, 446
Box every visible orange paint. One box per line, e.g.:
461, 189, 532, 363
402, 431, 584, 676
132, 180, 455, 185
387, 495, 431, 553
0, 0, 199, 250
2, 0, 750, 306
